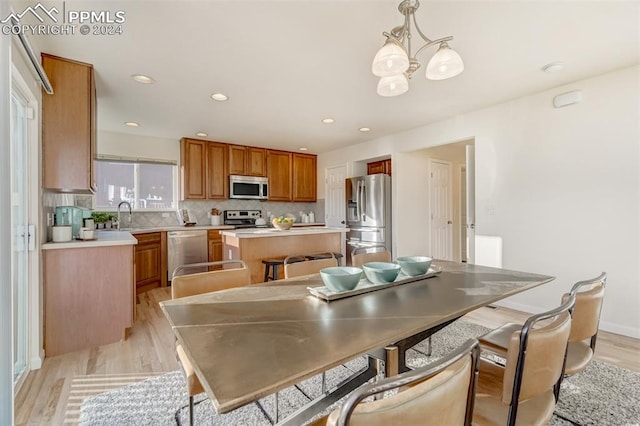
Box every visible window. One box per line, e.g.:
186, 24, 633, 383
95, 159, 177, 210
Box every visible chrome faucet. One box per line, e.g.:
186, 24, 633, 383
117, 201, 132, 230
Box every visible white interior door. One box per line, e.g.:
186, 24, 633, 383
10, 89, 30, 387
465, 145, 476, 264
460, 166, 467, 262
429, 160, 453, 260
325, 164, 347, 227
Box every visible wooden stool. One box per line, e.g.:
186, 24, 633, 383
262, 258, 285, 281
262, 256, 308, 281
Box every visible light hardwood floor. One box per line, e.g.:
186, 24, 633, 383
15, 287, 640, 425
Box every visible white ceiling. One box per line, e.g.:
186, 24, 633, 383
25, 0, 639, 154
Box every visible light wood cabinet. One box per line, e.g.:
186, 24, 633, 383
181, 139, 316, 202
206, 141, 228, 199
208, 230, 223, 271
228, 145, 266, 176
181, 138, 228, 200
292, 153, 317, 202
266, 150, 292, 201
181, 138, 207, 199
134, 232, 165, 294
367, 159, 392, 176
43, 245, 134, 356
42, 53, 96, 193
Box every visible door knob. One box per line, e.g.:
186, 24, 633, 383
447, 220, 453, 224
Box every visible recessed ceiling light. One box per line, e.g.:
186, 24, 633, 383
359, 127, 371, 132
196, 132, 208, 137
542, 62, 564, 73
299, 147, 308, 151
131, 74, 155, 84
124, 121, 140, 127
321, 118, 335, 124
211, 93, 229, 101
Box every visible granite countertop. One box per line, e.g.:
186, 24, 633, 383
220, 226, 348, 239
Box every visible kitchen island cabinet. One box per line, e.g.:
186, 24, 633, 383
42, 233, 137, 357
220, 227, 347, 283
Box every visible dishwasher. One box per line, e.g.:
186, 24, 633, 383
167, 230, 208, 281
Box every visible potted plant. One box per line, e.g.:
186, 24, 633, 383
91, 211, 111, 229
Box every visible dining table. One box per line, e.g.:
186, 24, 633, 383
159, 260, 554, 425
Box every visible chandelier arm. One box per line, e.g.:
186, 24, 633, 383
410, 11, 433, 44
414, 35, 454, 58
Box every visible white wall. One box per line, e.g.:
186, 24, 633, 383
318, 66, 640, 338
98, 131, 179, 162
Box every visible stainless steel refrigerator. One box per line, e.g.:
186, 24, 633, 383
345, 174, 392, 265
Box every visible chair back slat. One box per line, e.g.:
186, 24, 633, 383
502, 310, 572, 404
284, 258, 338, 278
330, 339, 480, 426
172, 261, 251, 299
352, 250, 392, 267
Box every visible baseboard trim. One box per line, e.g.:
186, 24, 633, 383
492, 300, 640, 339
30, 348, 44, 370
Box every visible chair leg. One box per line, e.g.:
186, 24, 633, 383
427, 336, 433, 356
189, 395, 194, 425
274, 392, 279, 423
321, 372, 326, 393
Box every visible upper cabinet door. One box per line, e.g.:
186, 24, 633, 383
206, 142, 228, 199
367, 159, 391, 176
228, 145, 247, 175
292, 153, 317, 202
181, 138, 207, 199
42, 54, 95, 193
266, 150, 292, 201
246, 147, 267, 177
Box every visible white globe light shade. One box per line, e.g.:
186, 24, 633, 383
372, 39, 410, 77
425, 43, 464, 80
377, 74, 409, 97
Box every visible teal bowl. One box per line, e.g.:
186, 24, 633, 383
397, 256, 433, 277
320, 267, 363, 292
363, 262, 401, 284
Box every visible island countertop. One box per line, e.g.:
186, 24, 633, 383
220, 226, 348, 239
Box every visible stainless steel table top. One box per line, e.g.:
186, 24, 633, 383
160, 260, 554, 414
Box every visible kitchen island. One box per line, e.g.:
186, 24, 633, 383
42, 231, 138, 356
220, 227, 348, 283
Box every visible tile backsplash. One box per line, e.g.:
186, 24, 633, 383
45, 192, 326, 228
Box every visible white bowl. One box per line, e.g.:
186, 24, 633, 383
320, 267, 363, 292
397, 256, 433, 276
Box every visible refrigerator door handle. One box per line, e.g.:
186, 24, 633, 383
348, 228, 380, 232
361, 184, 366, 222
356, 181, 362, 220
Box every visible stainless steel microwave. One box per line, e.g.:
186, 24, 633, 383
229, 175, 268, 200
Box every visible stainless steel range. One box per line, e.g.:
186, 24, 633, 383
223, 210, 266, 228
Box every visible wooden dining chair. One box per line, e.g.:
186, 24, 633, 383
284, 252, 337, 279
171, 260, 251, 425
479, 272, 606, 380
472, 295, 575, 426
351, 247, 391, 267
309, 339, 480, 426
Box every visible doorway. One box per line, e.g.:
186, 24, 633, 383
429, 159, 453, 260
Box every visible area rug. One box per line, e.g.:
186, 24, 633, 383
77, 321, 640, 426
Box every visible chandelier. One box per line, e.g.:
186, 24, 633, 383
372, 0, 464, 97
